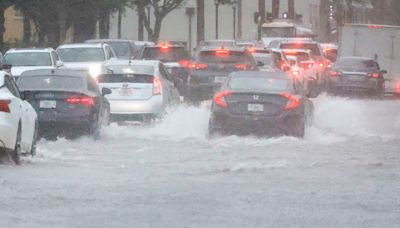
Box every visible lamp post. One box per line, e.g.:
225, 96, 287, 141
186, 7, 195, 53
232, 0, 237, 40
214, 0, 220, 39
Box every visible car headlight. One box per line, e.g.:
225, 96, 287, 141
89, 64, 102, 78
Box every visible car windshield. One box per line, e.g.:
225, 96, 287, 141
5, 52, 52, 66
108, 42, 132, 57
335, 58, 379, 71
280, 43, 322, 56
229, 76, 288, 91
57, 48, 105, 62
262, 27, 295, 37
18, 76, 84, 91
199, 51, 253, 64
141, 47, 188, 62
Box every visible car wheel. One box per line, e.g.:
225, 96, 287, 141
88, 117, 100, 140
208, 120, 222, 138
288, 117, 305, 138
30, 121, 38, 157
10, 124, 22, 165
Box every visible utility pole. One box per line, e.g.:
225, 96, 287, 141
196, 0, 205, 45
237, 0, 242, 39
215, 1, 220, 39
186, 7, 195, 53
272, 0, 280, 19
233, 2, 237, 39
288, 0, 295, 20
258, 0, 266, 39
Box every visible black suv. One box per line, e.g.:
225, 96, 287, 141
187, 47, 257, 102
138, 44, 190, 96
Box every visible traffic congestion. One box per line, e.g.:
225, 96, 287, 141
1, 1, 400, 227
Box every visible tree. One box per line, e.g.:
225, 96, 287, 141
134, 0, 186, 42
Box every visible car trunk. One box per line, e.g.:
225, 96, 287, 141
226, 93, 288, 116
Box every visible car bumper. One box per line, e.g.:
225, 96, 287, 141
328, 79, 380, 93
0, 121, 17, 150
211, 109, 303, 136
108, 95, 163, 115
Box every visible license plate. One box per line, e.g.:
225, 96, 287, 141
348, 75, 364, 81
247, 103, 264, 112
119, 88, 133, 96
214, 76, 226, 83
40, 100, 56, 109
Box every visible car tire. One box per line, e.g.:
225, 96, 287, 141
30, 121, 38, 157
88, 117, 100, 140
11, 124, 22, 165
288, 117, 305, 138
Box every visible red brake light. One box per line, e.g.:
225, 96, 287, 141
190, 63, 208, 70
235, 63, 250, 70
215, 49, 230, 56
213, 90, 234, 108
301, 62, 313, 70
153, 77, 162, 95
368, 25, 384, 29
247, 47, 256, 53
65, 96, 94, 107
328, 70, 342, 77
280, 93, 300, 110
368, 73, 381, 78
397, 82, 400, 93
178, 59, 191, 68
0, 100, 11, 113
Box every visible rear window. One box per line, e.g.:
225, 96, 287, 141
335, 58, 379, 71
98, 74, 153, 83
18, 76, 84, 91
108, 42, 132, 58
283, 52, 311, 62
199, 51, 254, 64
141, 47, 188, 62
253, 54, 276, 66
280, 43, 321, 56
229, 76, 288, 91
57, 48, 105, 62
5, 52, 52, 66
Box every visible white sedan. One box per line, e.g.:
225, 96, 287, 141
0, 71, 37, 164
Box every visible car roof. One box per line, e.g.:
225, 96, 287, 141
282, 49, 312, 53
85, 39, 135, 43
19, 69, 89, 78
230, 69, 287, 78
57, 43, 104, 49
200, 46, 246, 52
6, 48, 54, 53
105, 60, 159, 67
277, 39, 319, 44
337, 56, 375, 61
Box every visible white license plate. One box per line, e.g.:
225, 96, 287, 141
348, 75, 364, 81
119, 88, 133, 96
214, 76, 226, 83
247, 103, 264, 112
40, 100, 56, 109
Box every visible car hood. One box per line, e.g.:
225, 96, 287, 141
11, 66, 55, 76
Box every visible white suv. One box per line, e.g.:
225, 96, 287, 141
56, 43, 117, 79
4, 48, 63, 77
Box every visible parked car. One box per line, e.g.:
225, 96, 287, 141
327, 57, 386, 98
4, 48, 63, 78
98, 60, 180, 122
0, 71, 37, 164
209, 70, 313, 137
187, 46, 257, 102
17, 69, 111, 138
56, 43, 116, 79
85, 39, 139, 59
137, 44, 190, 96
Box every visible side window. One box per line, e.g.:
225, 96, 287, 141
52, 51, 60, 62
87, 77, 99, 94
159, 64, 171, 81
5, 76, 21, 98
105, 46, 114, 59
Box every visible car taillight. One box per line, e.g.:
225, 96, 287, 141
0, 100, 11, 113
280, 93, 300, 110
153, 77, 162, 95
213, 90, 234, 108
397, 82, 400, 93
190, 63, 208, 70
178, 59, 191, 68
215, 49, 230, 56
65, 96, 94, 107
328, 70, 343, 77
235, 64, 250, 70
301, 62, 314, 70
368, 73, 381, 78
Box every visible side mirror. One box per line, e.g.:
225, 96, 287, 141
381, 70, 387, 74
56, 60, 64, 68
2, 64, 12, 70
256, 61, 264, 67
102, 87, 112, 96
